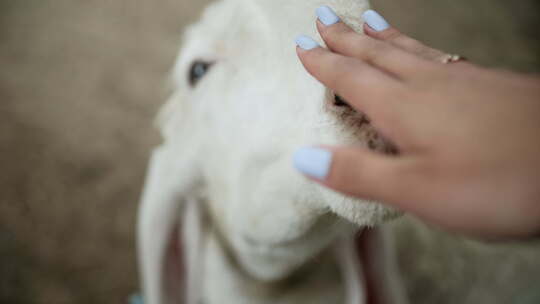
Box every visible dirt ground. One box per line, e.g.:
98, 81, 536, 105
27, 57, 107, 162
1, 1, 539, 303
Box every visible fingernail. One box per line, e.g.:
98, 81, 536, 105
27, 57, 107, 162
293, 147, 333, 180
295, 35, 320, 50
316, 5, 340, 26
362, 9, 390, 32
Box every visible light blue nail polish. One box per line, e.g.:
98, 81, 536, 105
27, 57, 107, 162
293, 147, 333, 180
295, 35, 320, 50
362, 9, 390, 31
316, 5, 340, 26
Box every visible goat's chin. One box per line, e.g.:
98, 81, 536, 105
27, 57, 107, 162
234, 248, 308, 281
226, 217, 355, 281
232, 244, 327, 282
227, 239, 317, 281
318, 188, 403, 227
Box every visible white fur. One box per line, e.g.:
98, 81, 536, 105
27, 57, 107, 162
138, 0, 405, 303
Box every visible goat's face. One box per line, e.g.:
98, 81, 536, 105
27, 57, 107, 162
161, 0, 399, 281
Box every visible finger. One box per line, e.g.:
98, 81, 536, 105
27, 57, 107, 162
361, 11, 472, 68
293, 146, 419, 205
362, 23, 447, 62
295, 35, 404, 126
315, 7, 435, 79
361, 10, 446, 62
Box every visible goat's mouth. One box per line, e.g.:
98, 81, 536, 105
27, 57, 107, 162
172, 225, 397, 304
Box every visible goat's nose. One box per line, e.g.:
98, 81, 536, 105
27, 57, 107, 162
333, 94, 351, 108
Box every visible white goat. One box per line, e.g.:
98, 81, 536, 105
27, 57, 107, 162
138, 0, 408, 303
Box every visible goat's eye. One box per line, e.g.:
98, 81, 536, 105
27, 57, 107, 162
188, 60, 213, 87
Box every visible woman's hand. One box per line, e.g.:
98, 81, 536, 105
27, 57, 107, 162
293, 8, 540, 239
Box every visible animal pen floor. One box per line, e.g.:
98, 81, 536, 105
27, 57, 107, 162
1, 0, 539, 303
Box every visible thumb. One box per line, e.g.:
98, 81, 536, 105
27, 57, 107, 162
293, 146, 414, 205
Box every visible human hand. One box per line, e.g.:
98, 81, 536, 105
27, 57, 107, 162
293, 7, 540, 239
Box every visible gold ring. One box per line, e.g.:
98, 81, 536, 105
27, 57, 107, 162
441, 54, 464, 64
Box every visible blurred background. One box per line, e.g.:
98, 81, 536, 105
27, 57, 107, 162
1, 0, 539, 303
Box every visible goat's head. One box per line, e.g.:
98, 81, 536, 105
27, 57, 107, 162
157, 0, 399, 281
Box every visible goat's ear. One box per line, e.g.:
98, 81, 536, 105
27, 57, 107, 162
137, 146, 200, 304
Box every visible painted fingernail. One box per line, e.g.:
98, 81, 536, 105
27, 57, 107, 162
316, 5, 340, 26
295, 35, 320, 50
293, 147, 333, 180
362, 10, 390, 32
